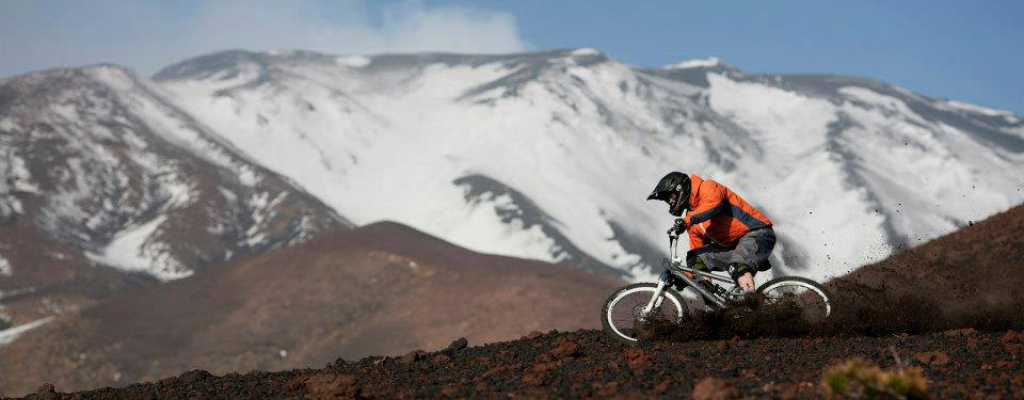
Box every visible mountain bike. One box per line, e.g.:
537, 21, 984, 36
601, 223, 833, 344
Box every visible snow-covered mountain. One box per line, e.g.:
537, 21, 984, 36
3, 48, 1022, 287
0, 65, 348, 284
148, 48, 1023, 282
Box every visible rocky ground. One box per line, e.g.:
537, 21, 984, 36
14, 328, 1024, 399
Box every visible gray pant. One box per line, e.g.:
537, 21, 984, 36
687, 227, 776, 275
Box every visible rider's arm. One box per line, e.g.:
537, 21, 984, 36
684, 180, 728, 226
687, 226, 706, 249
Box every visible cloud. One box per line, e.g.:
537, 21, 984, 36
0, 0, 528, 78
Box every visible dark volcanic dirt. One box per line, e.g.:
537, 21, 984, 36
12, 204, 1024, 399
15, 329, 1024, 399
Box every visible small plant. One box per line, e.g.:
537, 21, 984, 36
821, 358, 928, 400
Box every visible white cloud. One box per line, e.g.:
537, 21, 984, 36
0, 0, 528, 78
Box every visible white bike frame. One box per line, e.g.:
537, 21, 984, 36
639, 230, 734, 320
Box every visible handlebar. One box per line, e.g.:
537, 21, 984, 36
667, 219, 684, 261
667, 218, 686, 236
665, 218, 691, 264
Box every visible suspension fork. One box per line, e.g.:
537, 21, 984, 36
640, 232, 681, 319
640, 275, 669, 321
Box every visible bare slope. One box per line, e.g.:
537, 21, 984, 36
0, 222, 623, 396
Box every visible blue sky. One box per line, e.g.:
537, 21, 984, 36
2, 0, 1021, 114
483, 0, 1023, 114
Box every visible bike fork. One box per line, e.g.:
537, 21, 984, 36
640, 280, 668, 321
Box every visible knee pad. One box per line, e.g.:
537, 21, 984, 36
688, 256, 708, 272
727, 263, 754, 282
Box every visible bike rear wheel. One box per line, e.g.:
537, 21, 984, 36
601, 283, 687, 344
755, 276, 833, 323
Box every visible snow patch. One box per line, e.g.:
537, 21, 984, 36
88, 67, 250, 175
570, 48, 601, 56
0, 118, 16, 132
0, 254, 10, 277
940, 100, 1014, 117
218, 186, 238, 203
666, 57, 721, 69
0, 146, 38, 217
86, 215, 193, 281
335, 55, 371, 68
0, 317, 54, 347
839, 86, 927, 124
708, 73, 837, 164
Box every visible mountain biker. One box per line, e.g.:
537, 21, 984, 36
646, 172, 775, 293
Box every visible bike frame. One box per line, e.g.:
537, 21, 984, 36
640, 231, 732, 318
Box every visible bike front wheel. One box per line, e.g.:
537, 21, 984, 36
601, 283, 687, 344
756, 276, 833, 323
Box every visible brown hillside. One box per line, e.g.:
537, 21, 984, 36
0, 217, 155, 326
0, 221, 623, 396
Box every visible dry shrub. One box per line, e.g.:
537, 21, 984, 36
821, 358, 928, 400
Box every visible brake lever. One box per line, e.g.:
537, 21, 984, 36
666, 218, 686, 237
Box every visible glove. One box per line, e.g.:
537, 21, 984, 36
667, 218, 687, 236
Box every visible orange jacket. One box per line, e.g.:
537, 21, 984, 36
684, 175, 772, 249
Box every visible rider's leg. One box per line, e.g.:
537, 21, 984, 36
686, 250, 722, 294
737, 272, 755, 292
725, 228, 776, 293
728, 263, 756, 292
685, 248, 715, 281
689, 257, 709, 278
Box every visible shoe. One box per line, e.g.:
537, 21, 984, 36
725, 288, 756, 305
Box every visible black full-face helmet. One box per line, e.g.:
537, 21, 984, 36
646, 172, 691, 216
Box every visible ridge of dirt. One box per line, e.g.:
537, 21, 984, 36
825, 203, 1024, 336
